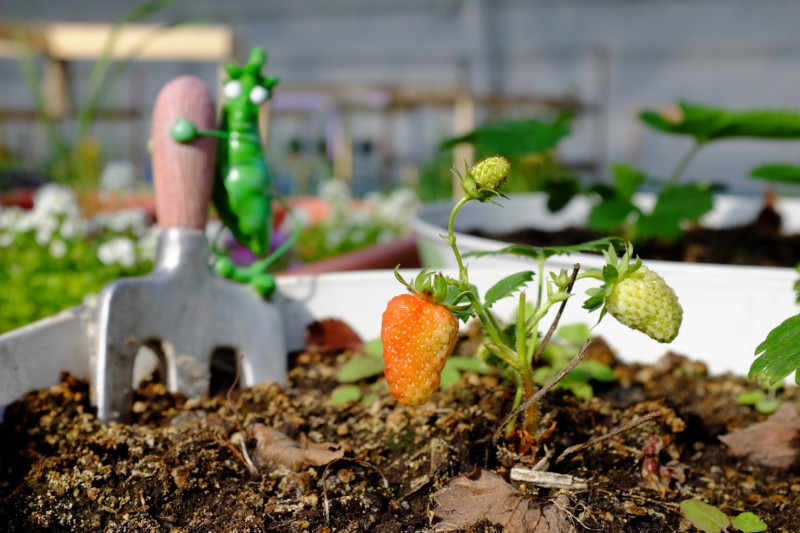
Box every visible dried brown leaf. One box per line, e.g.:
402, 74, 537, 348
305, 318, 363, 352
719, 402, 800, 468
246, 423, 344, 470
433, 468, 577, 533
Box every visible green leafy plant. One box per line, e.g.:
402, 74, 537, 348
588, 101, 800, 242
0, 184, 154, 332
533, 323, 615, 400
736, 382, 781, 415
379, 156, 683, 435
748, 267, 800, 387
438, 114, 580, 208
681, 499, 768, 532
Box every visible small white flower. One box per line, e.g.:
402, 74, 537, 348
318, 179, 351, 208
90, 208, 150, 237
135, 225, 161, 263
33, 184, 80, 219
58, 218, 85, 240
0, 232, 14, 247
97, 237, 137, 268
0, 206, 23, 231
49, 238, 67, 258
82, 292, 99, 308
377, 188, 420, 228
99, 160, 137, 192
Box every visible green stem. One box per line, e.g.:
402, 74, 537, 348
446, 195, 472, 289
667, 141, 703, 187
535, 255, 545, 309
465, 291, 506, 348
444, 195, 508, 348
516, 292, 527, 367
515, 291, 539, 433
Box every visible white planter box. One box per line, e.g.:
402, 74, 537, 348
0, 270, 519, 418
411, 193, 800, 377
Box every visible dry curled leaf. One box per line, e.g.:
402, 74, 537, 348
719, 402, 800, 468
433, 468, 577, 533
246, 423, 344, 470
305, 318, 364, 352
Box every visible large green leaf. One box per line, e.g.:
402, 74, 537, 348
749, 314, 800, 385
640, 101, 800, 143
610, 164, 646, 200
587, 198, 637, 233
750, 163, 800, 184
464, 237, 624, 262
634, 183, 714, 241
484, 271, 535, 308
439, 116, 572, 157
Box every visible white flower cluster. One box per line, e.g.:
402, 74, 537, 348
364, 188, 421, 231
97, 237, 138, 268
313, 179, 420, 249
89, 208, 150, 237
0, 184, 83, 248
318, 178, 352, 209
99, 160, 137, 192
0, 183, 157, 267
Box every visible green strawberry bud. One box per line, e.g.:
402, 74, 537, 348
470, 156, 511, 192
606, 266, 682, 343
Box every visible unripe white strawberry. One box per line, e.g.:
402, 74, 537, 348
606, 265, 682, 343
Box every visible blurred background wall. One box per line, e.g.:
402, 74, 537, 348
2, 0, 800, 195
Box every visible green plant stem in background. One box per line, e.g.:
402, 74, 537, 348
667, 141, 703, 187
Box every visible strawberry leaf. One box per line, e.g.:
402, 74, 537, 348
751, 163, 800, 184
330, 385, 363, 404
464, 237, 625, 261
438, 116, 572, 157
364, 338, 383, 358
556, 323, 591, 344
634, 184, 714, 241
336, 356, 385, 383
749, 314, 800, 385
680, 500, 730, 533
588, 198, 637, 233
730, 512, 768, 532
611, 163, 647, 200
445, 355, 494, 374
483, 271, 535, 308
641, 101, 800, 143
439, 363, 461, 389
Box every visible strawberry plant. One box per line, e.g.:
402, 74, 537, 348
589, 101, 800, 243
748, 265, 800, 388
381, 155, 684, 435
680, 499, 768, 532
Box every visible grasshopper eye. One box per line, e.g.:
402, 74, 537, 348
223, 80, 242, 99
249, 85, 269, 105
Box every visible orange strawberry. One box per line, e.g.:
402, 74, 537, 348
381, 293, 459, 406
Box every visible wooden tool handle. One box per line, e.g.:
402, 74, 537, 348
151, 75, 217, 229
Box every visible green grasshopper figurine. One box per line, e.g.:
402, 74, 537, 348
172, 46, 298, 298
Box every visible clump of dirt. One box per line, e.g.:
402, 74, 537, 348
470, 202, 800, 267
1, 338, 799, 532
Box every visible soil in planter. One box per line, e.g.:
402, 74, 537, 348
1, 329, 799, 532
470, 202, 800, 267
